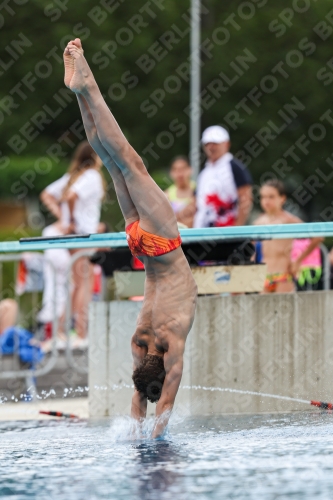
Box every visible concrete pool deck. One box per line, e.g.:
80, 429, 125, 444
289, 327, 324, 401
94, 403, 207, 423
0, 398, 88, 420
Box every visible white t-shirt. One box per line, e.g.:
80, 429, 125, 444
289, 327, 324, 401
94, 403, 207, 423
194, 153, 238, 228
45, 169, 103, 234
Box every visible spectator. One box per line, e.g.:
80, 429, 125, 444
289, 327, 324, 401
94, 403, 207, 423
254, 179, 323, 293
194, 125, 252, 228
165, 156, 196, 228
40, 141, 105, 346
291, 239, 322, 291
0, 299, 44, 365
0, 299, 18, 335
37, 221, 71, 337
90, 221, 110, 301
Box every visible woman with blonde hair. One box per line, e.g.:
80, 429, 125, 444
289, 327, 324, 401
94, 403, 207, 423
40, 141, 104, 346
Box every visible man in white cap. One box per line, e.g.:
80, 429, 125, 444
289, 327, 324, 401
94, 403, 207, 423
194, 125, 252, 228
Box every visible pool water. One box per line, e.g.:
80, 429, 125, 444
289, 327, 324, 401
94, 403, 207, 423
1, 412, 333, 499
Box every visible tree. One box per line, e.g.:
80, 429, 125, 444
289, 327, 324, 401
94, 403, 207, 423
1, 0, 333, 221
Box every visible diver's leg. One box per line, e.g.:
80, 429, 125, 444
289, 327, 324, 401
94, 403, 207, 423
75, 91, 139, 226
65, 40, 178, 239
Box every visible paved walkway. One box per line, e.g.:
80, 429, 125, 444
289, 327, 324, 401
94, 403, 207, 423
0, 397, 88, 420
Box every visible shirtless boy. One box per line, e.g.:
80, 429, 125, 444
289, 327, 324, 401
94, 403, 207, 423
63, 39, 197, 437
254, 179, 323, 293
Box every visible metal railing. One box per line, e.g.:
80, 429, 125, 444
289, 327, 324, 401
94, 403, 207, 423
0, 249, 101, 383
64, 249, 96, 375
0, 253, 59, 382
321, 244, 330, 291
0, 255, 60, 402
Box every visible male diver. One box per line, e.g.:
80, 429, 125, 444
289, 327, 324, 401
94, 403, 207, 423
64, 39, 197, 437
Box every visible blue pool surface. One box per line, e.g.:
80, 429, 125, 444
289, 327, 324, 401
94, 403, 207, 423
1, 412, 333, 499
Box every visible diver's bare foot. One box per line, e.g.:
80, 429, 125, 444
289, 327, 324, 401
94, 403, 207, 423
63, 38, 92, 94
63, 46, 75, 88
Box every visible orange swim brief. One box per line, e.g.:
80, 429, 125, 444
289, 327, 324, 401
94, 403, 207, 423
125, 220, 182, 257
264, 272, 293, 293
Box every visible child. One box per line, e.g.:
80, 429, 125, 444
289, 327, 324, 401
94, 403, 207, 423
165, 156, 196, 228
254, 179, 323, 293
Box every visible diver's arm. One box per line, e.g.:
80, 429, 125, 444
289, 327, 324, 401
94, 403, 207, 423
131, 341, 148, 420
152, 349, 184, 439
131, 390, 147, 420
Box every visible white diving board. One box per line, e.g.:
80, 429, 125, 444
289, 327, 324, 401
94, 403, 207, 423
0, 222, 332, 253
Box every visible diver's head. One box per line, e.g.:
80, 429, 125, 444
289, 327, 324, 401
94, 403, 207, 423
132, 354, 166, 403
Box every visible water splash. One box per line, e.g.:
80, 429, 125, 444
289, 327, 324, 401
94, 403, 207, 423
108, 415, 155, 442
100, 383, 310, 406
181, 385, 309, 405
0, 386, 89, 404
0, 382, 311, 407
108, 410, 173, 442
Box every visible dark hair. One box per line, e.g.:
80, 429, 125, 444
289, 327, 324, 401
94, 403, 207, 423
132, 354, 166, 403
170, 155, 190, 168
262, 179, 286, 196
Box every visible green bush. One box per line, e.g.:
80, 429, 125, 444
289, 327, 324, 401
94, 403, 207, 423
0, 157, 68, 200
2, 0, 333, 220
